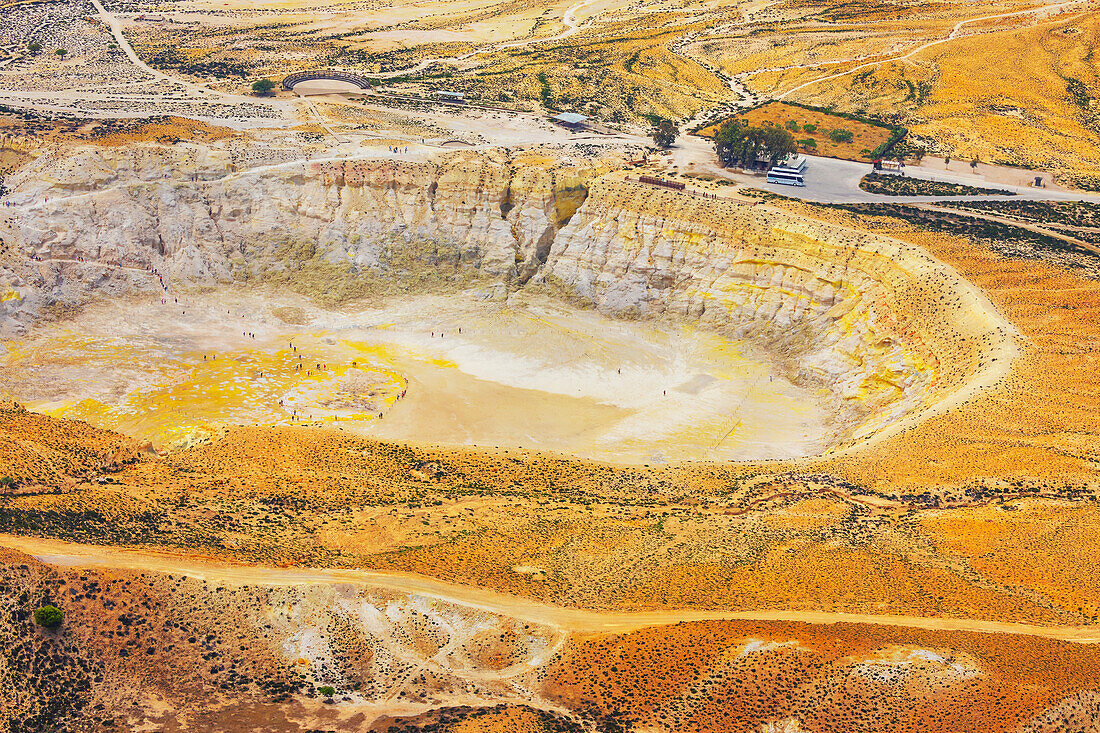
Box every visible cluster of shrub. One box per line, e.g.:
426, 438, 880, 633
859, 172, 1014, 197
782, 118, 854, 149
712, 118, 797, 168
710, 115, 865, 167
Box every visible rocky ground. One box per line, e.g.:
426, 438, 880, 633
3, 538, 1100, 732
3, 1, 1100, 723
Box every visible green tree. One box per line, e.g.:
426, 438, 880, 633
971, 157, 980, 170
798, 137, 817, 149
650, 119, 677, 149
34, 605, 63, 628
757, 125, 797, 166
537, 71, 552, 107
713, 118, 796, 168
713, 118, 750, 167
27, 42, 41, 54
802, 122, 818, 133
785, 119, 800, 132
251, 78, 276, 96
54, 49, 67, 58
829, 128, 853, 143
318, 686, 336, 697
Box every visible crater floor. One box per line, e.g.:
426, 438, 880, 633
0, 288, 830, 463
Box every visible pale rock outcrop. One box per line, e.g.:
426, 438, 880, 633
0, 145, 607, 330
543, 179, 1014, 445
0, 146, 1015, 451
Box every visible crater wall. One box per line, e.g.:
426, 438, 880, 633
0, 145, 601, 320
0, 147, 1016, 452
544, 179, 1017, 447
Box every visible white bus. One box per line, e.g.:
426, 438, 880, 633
767, 155, 807, 186
766, 167, 805, 187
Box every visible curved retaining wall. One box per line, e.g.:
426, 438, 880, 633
281, 70, 373, 91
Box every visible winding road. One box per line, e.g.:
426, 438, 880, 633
3, 534, 1099, 643
773, 0, 1083, 99
370, 0, 604, 80
89, 0, 276, 106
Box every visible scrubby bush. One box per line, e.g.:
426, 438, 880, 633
829, 128, 853, 143
317, 685, 335, 697
251, 78, 276, 96
859, 172, 1014, 197
34, 605, 64, 628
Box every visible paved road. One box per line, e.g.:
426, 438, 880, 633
668, 135, 1100, 204
4, 534, 1099, 643
767, 155, 1100, 204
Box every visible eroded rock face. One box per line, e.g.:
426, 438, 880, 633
545, 179, 1015, 446
0, 145, 606, 328
0, 146, 1015, 451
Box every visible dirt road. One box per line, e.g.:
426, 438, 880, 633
3, 534, 1099, 643
774, 0, 1084, 100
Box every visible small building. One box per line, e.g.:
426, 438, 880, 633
435, 90, 465, 104
873, 158, 903, 174
552, 112, 589, 130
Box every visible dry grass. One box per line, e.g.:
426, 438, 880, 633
772, 9, 1100, 185
695, 101, 894, 160
919, 501, 1100, 618
547, 618, 1100, 733
0, 408, 1093, 627
796, 199, 1100, 491
0, 401, 145, 487
88, 116, 240, 146
459, 15, 732, 122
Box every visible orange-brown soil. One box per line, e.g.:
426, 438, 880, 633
548, 619, 1100, 733
4, 193, 1100, 732
0, 400, 146, 488
5, 545, 1100, 733
87, 116, 240, 146
695, 102, 895, 161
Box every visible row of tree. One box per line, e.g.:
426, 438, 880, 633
27, 43, 67, 57
713, 118, 796, 168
